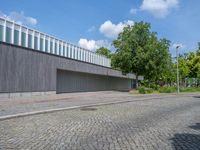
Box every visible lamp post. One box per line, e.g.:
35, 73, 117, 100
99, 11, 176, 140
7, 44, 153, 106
176, 46, 180, 94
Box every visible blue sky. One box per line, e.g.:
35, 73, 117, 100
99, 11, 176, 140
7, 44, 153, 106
1, 0, 200, 56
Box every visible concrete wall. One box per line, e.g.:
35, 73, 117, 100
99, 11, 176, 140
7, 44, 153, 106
0, 42, 135, 94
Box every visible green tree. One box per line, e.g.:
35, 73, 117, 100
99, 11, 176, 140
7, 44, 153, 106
179, 55, 190, 79
178, 55, 190, 86
145, 38, 172, 84
96, 47, 111, 58
193, 54, 200, 79
187, 52, 196, 78
197, 42, 200, 56
112, 21, 172, 87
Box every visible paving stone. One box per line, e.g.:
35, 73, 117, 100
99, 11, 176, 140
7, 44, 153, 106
0, 94, 200, 149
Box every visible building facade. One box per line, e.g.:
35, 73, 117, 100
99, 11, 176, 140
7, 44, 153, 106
0, 17, 143, 98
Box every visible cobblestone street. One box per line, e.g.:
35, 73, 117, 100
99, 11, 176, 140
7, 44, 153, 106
1, 93, 200, 150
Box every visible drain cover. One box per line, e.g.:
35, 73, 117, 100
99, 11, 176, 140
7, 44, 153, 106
80, 107, 97, 111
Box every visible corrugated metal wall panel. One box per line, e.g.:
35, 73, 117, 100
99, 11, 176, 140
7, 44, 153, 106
56, 70, 132, 93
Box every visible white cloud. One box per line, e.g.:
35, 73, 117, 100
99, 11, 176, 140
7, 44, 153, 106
140, 0, 179, 18
99, 20, 134, 39
172, 43, 186, 49
88, 26, 96, 32
130, 8, 137, 15
0, 11, 37, 26
78, 38, 111, 51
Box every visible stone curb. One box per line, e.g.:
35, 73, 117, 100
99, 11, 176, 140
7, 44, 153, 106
0, 100, 133, 121
0, 93, 199, 121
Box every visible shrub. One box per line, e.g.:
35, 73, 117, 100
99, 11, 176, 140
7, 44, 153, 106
137, 86, 146, 94
146, 88, 154, 94
180, 88, 200, 92
150, 84, 160, 90
158, 87, 177, 93
137, 86, 154, 94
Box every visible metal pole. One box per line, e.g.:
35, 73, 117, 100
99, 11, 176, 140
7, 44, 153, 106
176, 46, 180, 94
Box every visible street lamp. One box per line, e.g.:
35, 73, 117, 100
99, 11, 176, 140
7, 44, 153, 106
176, 46, 180, 94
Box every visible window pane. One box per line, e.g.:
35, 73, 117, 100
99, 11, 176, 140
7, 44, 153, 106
55, 43, 57, 54
63, 45, 65, 56
21, 32, 26, 47
50, 41, 53, 53
82, 51, 84, 61
67, 46, 69, 57
14, 30, 19, 45
0, 25, 3, 41
70, 47, 72, 58
71, 47, 73, 58
59, 44, 61, 55
28, 34, 32, 48
45, 39, 48, 52
34, 36, 38, 49
72, 47, 75, 58
75, 48, 77, 59
73, 47, 75, 59
40, 38, 43, 51
85, 52, 87, 62
6, 27, 12, 43
76, 48, 78, 59
79, 49, 81, 60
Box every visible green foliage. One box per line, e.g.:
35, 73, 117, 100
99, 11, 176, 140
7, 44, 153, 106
137, 86, 154, 94
197, 49, 200, 56
150, 84, 160, 90
96, 47, 111, 58
158, 87, 177, 93
180, 88, 200, 92
162, 42, 200, 86
110, 21, 200, 87
112, 21, 172, 86
178, 55, 190, 80
135, 86, 200, 94
137, 86, 146, 94
140, 80, 160, 90
146, 88, 154, 94
185, 43, 200, 80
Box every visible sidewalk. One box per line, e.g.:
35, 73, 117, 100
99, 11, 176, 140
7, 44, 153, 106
0, 91, 200, 120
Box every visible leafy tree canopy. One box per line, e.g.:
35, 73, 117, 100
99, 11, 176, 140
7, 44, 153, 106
96, 47, 111, 58
112, 21, 172, 86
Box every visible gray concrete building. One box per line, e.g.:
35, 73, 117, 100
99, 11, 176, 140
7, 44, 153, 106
0, 17, 143, 98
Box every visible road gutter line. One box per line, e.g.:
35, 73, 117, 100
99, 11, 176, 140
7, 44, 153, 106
0, 100, 133, 121
0, 94, 198, 121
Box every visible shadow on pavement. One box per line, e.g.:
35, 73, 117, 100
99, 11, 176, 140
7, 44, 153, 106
193, 96, 200, 99
171, 133, 200, 150
170, 123, 200, 150
189, 123, 200, 130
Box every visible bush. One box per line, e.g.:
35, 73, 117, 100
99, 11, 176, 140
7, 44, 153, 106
146, 88, 154, 94
158, 87, 177, 93
137, 86, 154, 94
136, 86, 200, 94
180, 88, 200, 92
150, 84, 160, 90
137, 86, 146, 94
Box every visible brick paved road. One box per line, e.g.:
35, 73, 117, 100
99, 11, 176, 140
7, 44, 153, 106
1, 94, 200, 150
0, 91, 183, 117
